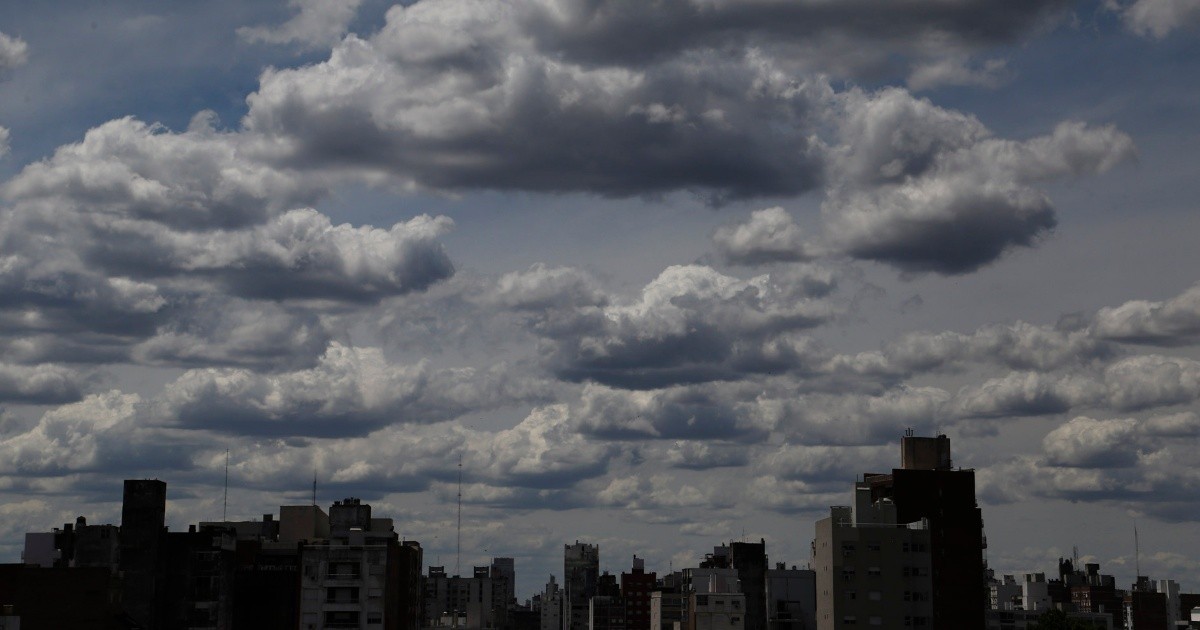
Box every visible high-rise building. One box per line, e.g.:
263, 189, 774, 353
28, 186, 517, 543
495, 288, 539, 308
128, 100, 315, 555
862, 433, 987, 629
120, 479, 167, 628
623, 556, 657, 630
812, 490, 933, 630
494, 557, 517, 609
565, 541, 599, 630
542, 576, 565, 630
764, 564, 815, 630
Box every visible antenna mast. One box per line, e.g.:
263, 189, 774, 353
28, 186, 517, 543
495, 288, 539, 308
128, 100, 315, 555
312, 468, 317, 506
1134, 522, 1141, 579
223, 449, 229, 522
456, 454, 463, 577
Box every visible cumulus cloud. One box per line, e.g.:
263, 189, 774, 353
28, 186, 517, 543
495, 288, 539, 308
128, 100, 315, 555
243, 9, 829, 201
1104, 355, 1200, 411
487, 264, 607, 311
950, 372, 1104, 419
229, 403, 618, 498
238, 0, 364, 50
824, 88, 1135, 273
713, 207, 811, 266
1114, 0, 1200, 38
0, 391, 195, 476
158, 343, 551, 436
3, 114, 319, 230
766, 387, 951, 445
907, 56, 1011, 91
0, 32, 28, 71
130, 297, 331, 371
1091, 283, 1200, 346
0, 363, 87, 405
830, 321, 1112, 380
663, 441, 750, 470
1042, 416, 1141, 468
534, 265, 837, 388
574, 383, 772, 442
113, 209, 456, 301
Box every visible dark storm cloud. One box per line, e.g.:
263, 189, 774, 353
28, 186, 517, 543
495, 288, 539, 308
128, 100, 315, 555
519, 0, 1070, 69
245, 29, 828, 201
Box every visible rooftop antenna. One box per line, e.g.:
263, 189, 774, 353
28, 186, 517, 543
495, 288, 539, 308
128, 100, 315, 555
456, 453, 463, 577
1073, 545, 1079, 570
222, 450, 230, 522
312, 468, 317, 506
1134, 521, 1141, 579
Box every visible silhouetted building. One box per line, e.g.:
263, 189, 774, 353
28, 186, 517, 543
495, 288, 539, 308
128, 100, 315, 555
161, 526, 236, 629
1126, 583, 1168, 630
622, 556, 657, 630
120, 479, 167, 628
0, 564, 124, 629
591, 595, 627, 630
494, 557, 517, 609
765, 564, 815, 630
231, 539, 301, 630
863, 433, 987, 629
565, 542, 599, 630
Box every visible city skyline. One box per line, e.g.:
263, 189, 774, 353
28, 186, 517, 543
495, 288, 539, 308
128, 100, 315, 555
1, 0, 1199, 604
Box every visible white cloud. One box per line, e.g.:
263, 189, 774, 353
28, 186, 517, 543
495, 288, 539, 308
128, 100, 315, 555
712, 207, 811, 266
1117, 0, 1200, 38
1092, 283, 1200, 346
238, 0, 364, 50
824, 88, 1136, 273
907, 56, 1011, 91
0, 32, 28, 70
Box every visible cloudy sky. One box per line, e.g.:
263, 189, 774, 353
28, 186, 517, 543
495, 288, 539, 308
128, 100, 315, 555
2, 0, 1200, 597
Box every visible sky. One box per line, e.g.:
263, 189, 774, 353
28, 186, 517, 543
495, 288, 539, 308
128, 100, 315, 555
1, 0, 1200, 599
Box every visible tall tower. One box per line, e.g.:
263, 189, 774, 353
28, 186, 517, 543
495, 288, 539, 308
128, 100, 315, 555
120, 479, 167, 628
868, 434, 987, 630
564, 541, 599, 630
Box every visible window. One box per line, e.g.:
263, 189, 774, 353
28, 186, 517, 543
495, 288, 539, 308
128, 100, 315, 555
842, 616, 857, 625
868, 591, 881, 601
866, 542, 881, 552
867, 567, 881, 577
697, 596, 709, 606
869, 618, 882, 626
